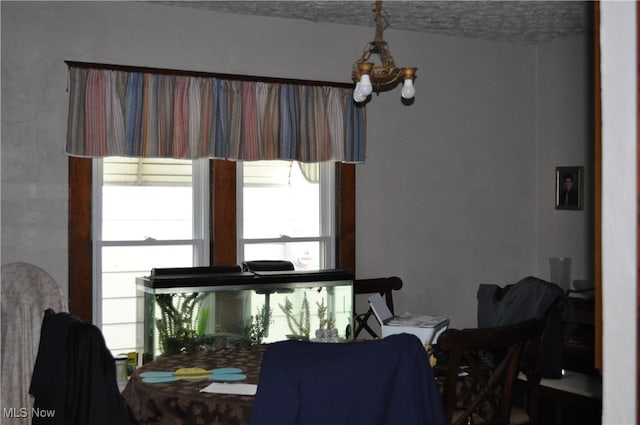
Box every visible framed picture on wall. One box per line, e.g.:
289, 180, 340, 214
555, 166, 583, 210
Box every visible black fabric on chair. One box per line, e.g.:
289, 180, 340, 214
29, 309, 129, 425
352, 276, 403, 338
437, 319, 540, 425
477, 276, 576, 379
250, 333, 446, 425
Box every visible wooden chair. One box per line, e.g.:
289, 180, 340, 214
352, 276, 403, 338
510, 297, 565, 425
438, 319, 540, 425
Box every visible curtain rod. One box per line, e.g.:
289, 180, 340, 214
64, 60, 353, 89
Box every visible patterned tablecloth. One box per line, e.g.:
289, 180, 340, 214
122, 344, 268, 425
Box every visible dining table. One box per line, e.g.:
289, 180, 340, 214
121, 337, 464, 425
122, 344, 268, 425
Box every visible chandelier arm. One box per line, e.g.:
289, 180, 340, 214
359, 42, 375, 62
375, 42, 396, 68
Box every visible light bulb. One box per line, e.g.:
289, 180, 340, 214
359, 74, 373, 96
353, 88, 367, 103
401, 78, 415, 99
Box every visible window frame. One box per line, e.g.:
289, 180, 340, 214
68, 157, 355, 323
91, 157, 210, 331
237, 160, 336, 269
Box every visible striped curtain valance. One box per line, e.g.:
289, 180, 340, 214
66, 66, 366, 163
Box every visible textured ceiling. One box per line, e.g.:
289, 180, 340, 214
155, 1, 594, 44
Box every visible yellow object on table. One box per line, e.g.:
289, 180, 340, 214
174, 367, 211, 380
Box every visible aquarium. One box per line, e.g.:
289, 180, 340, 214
136, 267, 354, 361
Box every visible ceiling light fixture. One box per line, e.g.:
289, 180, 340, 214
352, 1, 417, 103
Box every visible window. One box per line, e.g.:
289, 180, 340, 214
66, 65, 359, 330
68, 157, 354, 338
93, 157, 209, 354
238, 161, 335, 269
238, 161, 337, 343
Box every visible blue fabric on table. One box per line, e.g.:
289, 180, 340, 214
250, 333, 445, 425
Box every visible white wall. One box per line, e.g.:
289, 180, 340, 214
601, 2, 637, 423
536, 35, 594, 284
356, 37, 540, 327
355, 36, 593, 329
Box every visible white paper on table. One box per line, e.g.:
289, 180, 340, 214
200, 382, 258, 396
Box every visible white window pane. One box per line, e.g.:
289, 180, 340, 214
102, 323, 137, 354
244, 242, 320, 270
103, 157, 193, 185
243, 162, 320, 239
102, 298, 137, 324
102, 186, 193, 241
101, 245, 194, 274
96, 158, 207, 358
102, 271, 145, 298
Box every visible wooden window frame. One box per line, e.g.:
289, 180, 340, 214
68, 157, 355, 323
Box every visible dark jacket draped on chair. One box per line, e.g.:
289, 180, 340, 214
29, 309, 129, 425
477, 276, 577, 378
250, 333, 445, 425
